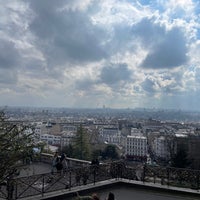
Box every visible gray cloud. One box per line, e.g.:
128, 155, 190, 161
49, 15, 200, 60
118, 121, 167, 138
163, 71, 183, 93
99, 63, 132, 85
0, 69, 18, 85
28, 0, 107, 66
132, 18, 165, 47
0, 40, 20, 69
0, 40, 20, 85
142, 28, 188, 68
107, 24, 133, 55
141, 78, 156, 94
195, 67, 200, 83
132, 18, 188, 69
74, 63, 133, 95
141, 70, 185, 95
75, 79, 95, 91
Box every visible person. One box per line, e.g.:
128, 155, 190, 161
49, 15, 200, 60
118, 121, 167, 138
91, 158, 100, 175
55, 158, 63, 173
60, 152, 68, 175
60, 153, 68, 169
51, 151, 59, 174
76, 192, 100, 200
54, 153, 64, 174
60, 152, 66, 162
95, 158, 99, 166
91, 158, 99, 166
106, 192, 115, 200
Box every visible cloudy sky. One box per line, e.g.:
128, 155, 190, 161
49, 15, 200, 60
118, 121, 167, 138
1, 0, 200, 110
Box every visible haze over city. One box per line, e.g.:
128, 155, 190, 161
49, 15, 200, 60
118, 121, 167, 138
1, 0, 200, 111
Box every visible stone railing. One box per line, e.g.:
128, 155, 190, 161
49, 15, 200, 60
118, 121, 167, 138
39, 153, 91, 167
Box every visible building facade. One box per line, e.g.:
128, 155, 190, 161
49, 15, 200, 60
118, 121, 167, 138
125, 135, 148, 162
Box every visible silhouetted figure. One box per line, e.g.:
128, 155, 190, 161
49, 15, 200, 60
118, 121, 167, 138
95, 158, 99, 165
106, 192, 115, 200
91, 159, 96, 165
60, 152, 68, 174
91, 158, 99, 166
6, 177, 14, 200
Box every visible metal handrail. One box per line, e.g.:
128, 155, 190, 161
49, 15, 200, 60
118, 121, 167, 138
1, 162, 200, 200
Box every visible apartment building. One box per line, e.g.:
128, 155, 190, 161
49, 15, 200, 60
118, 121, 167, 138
152, 136, 170, 161
99, 127, 121, 145
60, 131, 76, 149
131, 127, 143, 136
40, 133, 61, 146
125, 135, 148, 162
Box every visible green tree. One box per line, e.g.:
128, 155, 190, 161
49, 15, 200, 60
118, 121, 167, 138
73, 124, 91, 160
61, 143, 74, 157
0, 112, 35, 183
91, 149, 102, 160
171, 146, 190, 168
102, 144, 119, 160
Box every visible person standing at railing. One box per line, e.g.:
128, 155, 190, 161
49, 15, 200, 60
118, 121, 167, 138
60, 152, 68, 175
91, 158, 100, 179
51, 151, 59, 174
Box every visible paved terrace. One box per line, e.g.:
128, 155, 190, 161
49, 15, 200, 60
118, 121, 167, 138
0, 154, 200, 200
18, 163, 51, 177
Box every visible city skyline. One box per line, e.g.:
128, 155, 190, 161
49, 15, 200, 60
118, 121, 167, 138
1, 0, 200, 110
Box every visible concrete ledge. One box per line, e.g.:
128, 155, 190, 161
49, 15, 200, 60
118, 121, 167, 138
120, 179, 200, 198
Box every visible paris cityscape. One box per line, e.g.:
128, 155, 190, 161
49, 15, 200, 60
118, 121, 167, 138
1, 105, 200, 199
3, 105, 200, 169
1, 0, 200, 199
